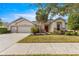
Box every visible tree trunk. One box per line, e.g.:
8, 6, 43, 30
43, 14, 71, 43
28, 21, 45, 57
41, 23, 46, 33
38, 22, 46, 33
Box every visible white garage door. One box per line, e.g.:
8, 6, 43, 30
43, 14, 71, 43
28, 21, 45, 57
18, 26, 32, 33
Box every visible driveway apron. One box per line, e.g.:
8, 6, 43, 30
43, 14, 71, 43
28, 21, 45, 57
0, 33, 30, 53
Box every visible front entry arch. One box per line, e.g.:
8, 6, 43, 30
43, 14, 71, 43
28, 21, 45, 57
57, 22, 62, 30
45, 25, 48, 32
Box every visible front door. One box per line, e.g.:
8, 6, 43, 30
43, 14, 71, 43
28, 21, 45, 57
57, 22, 62, 30
45, 25, 48, 32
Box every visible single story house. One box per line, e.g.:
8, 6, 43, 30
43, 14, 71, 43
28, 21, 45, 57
8, 17, 66, 33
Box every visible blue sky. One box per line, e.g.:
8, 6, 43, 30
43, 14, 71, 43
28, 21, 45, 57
0, 3, 38, 22
0, 3, 68, 23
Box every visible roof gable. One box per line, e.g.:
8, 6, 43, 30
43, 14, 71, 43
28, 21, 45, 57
17, 19, 34, 26
9, 17, 34, 26
48, 17, 66, 25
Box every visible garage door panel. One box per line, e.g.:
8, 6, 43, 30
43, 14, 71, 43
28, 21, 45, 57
18, 26, 31, 33
11, 27, 17, 33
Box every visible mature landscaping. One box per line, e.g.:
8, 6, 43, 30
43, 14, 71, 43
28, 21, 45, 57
0, 19, 11, 34
1, 4, 79, 56
18, 4, 79, 43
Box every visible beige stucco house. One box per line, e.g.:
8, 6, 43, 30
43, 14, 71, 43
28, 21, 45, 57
8, 17, 66, 33
8, 17, 34, 33
49, 18, 66, 32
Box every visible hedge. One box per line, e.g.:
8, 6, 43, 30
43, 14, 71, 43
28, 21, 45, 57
0, 28, 11, 34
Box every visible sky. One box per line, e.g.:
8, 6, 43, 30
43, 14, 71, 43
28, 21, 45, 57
0, 3, 38, 22
0, 3, 68, 23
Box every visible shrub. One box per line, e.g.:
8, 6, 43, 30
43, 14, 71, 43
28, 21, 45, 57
47, 32, 54, 35
6, 30, 11, 33
53, 30, 65, 35
53, 30, 59, 34
0, 28, 11, 34
65, 31, 78, 35
72, 31, 78, 35
60, 30, 65, 35
31, 26, 39, 35
65, 31, 72, 35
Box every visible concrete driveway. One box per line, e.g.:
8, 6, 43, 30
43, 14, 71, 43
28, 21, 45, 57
0, 33, 30, 53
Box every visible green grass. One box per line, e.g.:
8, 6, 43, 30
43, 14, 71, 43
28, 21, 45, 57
18, 35, 79, 43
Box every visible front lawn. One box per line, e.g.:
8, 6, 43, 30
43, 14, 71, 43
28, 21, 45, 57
18, 35, 79, 43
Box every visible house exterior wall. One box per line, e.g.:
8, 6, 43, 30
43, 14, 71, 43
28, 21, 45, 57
16, 20, 33, 26
9, 18, 66, 33
8, 23, 16, 30
49, 19, 66, 32
48, 22, 56, 32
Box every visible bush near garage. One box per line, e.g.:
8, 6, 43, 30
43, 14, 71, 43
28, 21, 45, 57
0, 28, 11, 34
31, 26, 39, 35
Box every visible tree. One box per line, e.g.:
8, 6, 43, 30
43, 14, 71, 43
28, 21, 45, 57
36, 9, 46, 33
36, 3, 79, 33
0, 19, 3, 27
68, 13, 79, 31
47, 3, 79, 32
48, 3, 79, 17
36, 3, 61, 33
46, 4, 71, 16
36, 4, 51, 33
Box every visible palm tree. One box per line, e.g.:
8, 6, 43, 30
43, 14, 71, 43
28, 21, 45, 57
36, 4, 51, 33
36, 3, 65, 33
36, 9, 46, 33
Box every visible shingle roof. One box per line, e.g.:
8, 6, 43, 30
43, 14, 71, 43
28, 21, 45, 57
9, 17, 66, 26
9, 17, 35, 25
47, 17, 66, 25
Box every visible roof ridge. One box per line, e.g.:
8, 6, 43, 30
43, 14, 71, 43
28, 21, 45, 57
9, 17, 35, 25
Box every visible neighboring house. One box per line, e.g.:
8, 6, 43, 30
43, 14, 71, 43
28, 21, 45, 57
8, 17, 66, 33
